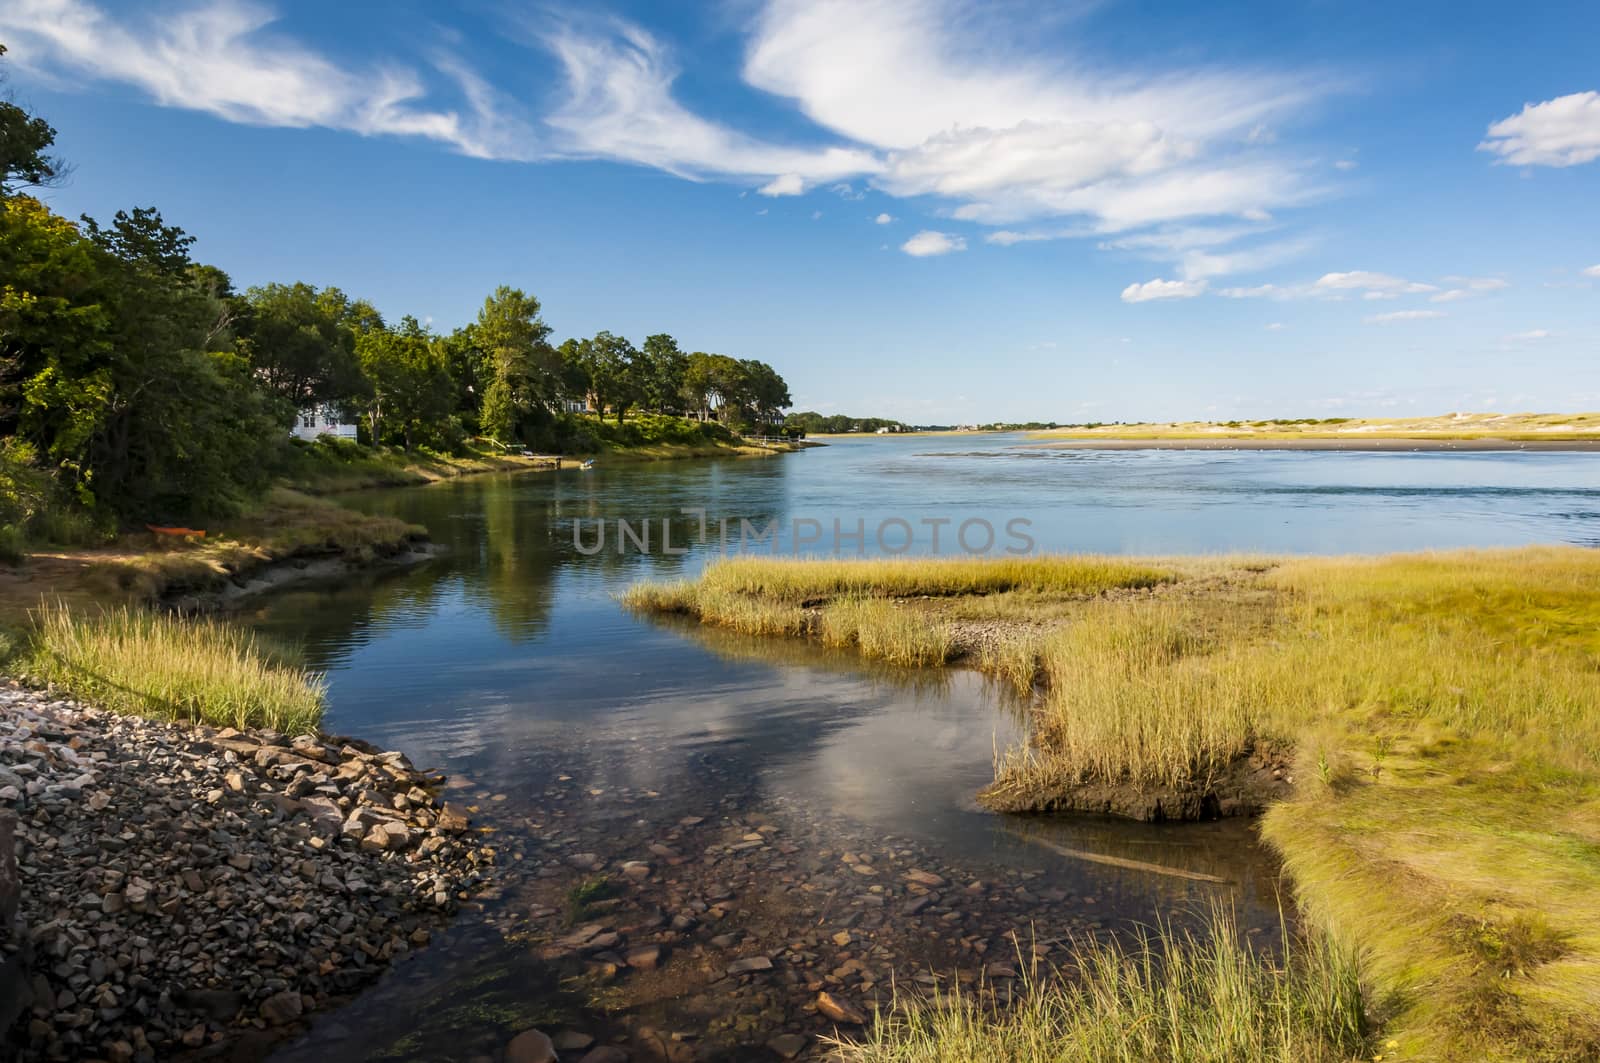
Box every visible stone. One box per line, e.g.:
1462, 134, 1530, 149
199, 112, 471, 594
624, 944, 662, 970
767, 1033, 809, 1059
816, 991, 867, 1025
553, 1030, 596, 1052
905, 869, 946, 888
506, 1028, 558, 1063
727, 955, 774, 976
577, 1048, 630, 1063
260, 989, 304, 1025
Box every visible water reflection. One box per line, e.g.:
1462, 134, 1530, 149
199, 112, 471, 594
250, 441, 1595, 1058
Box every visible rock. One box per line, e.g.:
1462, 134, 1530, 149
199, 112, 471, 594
506, 1028, 558, 1063
260, 989, 304, 1025
577, 1047, 630, 1063
727, 955, 774, 976
553, 1030, 596, 1052
625, 944, 662, 970
905, 868, 946, 888
767, 1033, 809, 1059
816, 991, 867, 1025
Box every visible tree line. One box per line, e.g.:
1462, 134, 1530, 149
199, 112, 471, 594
0, 48, 791, 530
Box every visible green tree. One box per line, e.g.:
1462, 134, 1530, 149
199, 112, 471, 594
475, 287, 556, 444
570, 331, 639, 425
356, 316, 454, 450
640, 333, 688, 414
0, 45, 66, 197
237, 282, 367, 408
3, 196, 286, 520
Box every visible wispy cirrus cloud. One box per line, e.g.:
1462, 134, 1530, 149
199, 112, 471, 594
0, 0, 534, 159
1365, 309, 1445, 324
1480, 90, 1600, 167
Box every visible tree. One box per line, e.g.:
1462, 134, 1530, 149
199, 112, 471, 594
355, 316, 453, 450
0, 46, 66, 197
236, 282, 367, 408
569, 331, 639, 425
475, 287, 557, 443
3, 195, 286, 520
639, 333, 689, 414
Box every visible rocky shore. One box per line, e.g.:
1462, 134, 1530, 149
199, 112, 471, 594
0, 680, 492, 1061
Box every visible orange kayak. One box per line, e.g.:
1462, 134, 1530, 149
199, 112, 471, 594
146, 524, 206, 539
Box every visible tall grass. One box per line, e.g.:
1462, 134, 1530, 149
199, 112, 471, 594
820, 596, 955, 666
836, 907, 1369, 1063
25, 602, 325, 733
696, 554, 1174, 601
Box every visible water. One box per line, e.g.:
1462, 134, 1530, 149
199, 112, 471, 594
256, 436, 1598, 1059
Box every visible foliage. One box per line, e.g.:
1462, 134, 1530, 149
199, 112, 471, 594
0, 44, 66, 196
0, 70, 796, 538
787, 410, 909, 434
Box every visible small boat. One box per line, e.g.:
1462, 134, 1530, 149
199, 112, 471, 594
146, 524, 205, 540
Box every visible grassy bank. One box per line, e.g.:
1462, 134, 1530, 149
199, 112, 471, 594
626, 547, 1600, 1059
11, 602, 323, 732
0, 487, 426, 615
836, 908, 1369, 1063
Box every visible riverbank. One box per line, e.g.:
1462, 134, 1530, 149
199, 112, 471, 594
1027, 436, 1600, 451
625, 547, 1600, 1060
1025, 410, 1600, 450
0, 679, 492, 1061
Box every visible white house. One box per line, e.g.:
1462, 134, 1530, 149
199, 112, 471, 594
291, 403, 358, 442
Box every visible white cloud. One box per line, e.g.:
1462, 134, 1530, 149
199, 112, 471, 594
1121, 277, 1207, 302
1364, 309, 1445, 324
1504, 328, 1551, 342
901, 230, 967, 256
0, 0, 533, 158
1480, 91, 1600, 167
1219, 270, 1443, 301
1334, 158, 1358, 171
541, 19, 878, 186
742, 0, 1328, 231
758, 173, 807, 196
1265, 322, 1285, 330
1313, 271, 1437, 295
874, 212, 895, 224
1430, 276, 1510, 302
1583, 264, 1600, 278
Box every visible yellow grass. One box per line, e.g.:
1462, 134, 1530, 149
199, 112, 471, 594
835, 906, 1369, 1063
627, 546, 1600, 1059
21, 601, 325, 733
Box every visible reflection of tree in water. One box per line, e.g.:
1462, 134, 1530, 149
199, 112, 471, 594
241, 566, 454, 674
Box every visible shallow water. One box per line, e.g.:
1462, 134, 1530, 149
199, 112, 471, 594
254, 437, 1598, 1059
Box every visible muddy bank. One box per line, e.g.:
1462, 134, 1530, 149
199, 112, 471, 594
0, 681, 491, 1062
163, 543, 437, 616
979, 743, 1296, 821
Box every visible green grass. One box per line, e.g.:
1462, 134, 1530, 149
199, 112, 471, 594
835, 907, 1371, 1063
627, 546, 1600, 1059
22, 601, 325, 733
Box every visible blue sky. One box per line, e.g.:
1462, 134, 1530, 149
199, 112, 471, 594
3, 0, 1598, 423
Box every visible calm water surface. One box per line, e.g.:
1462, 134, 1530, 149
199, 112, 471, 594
255, 437, 1598, 1059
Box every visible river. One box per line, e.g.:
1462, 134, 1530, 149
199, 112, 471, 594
254, 435, 1599, 1061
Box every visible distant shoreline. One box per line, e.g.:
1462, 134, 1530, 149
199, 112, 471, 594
1026, 437, 1600, 452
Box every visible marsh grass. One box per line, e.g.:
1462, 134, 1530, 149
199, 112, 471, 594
24, 601, 325, 733
834, 907, 1369, 1063
628, 545, 1600, 1058
695, 554, 1175, 601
